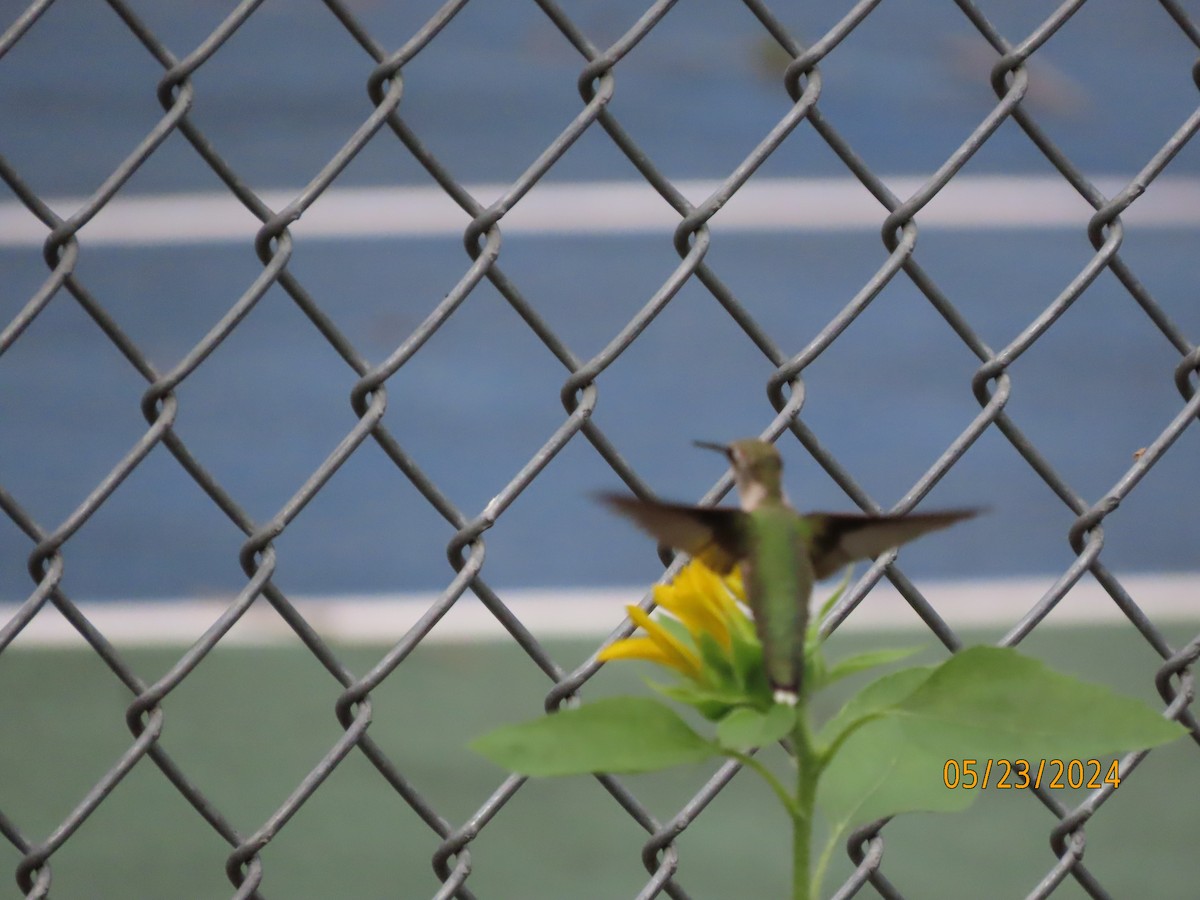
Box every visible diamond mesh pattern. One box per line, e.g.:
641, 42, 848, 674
2, 1, 1198, 897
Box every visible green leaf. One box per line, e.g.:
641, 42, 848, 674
696, 631, 736, 686
816, 646, 924, 689
807, 566, 854, 648
818, 665, 936, 751
817, 646, 1188, 834
892, 646, 1186, 760
471, 697, 719, 776
818, 715, 977, 833
652, 681, 751, 721
728, 623, 769, 700
716, 704, 797, 751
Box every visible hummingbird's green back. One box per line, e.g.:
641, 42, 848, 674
741, 503, 814, 700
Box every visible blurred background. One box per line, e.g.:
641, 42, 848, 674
2, 0, 1197, 603
1, 1, 1198, 897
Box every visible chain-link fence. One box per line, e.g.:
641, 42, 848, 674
2, 0, 1199, 897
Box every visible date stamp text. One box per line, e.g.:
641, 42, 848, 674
942, 758, 1121, 790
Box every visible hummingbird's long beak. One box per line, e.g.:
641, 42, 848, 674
692, 440, 729, 455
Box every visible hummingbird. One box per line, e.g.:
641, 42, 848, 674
601, 439, 977, 705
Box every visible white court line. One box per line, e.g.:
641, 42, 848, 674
2, 573, 1195, 647
2, 176, 1199, 247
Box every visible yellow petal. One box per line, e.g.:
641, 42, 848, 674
675, 558, 719, 598
680, 559, 741, 613
598, 636, 692, 674
681, 559, 746, 640
702, 570, 742, 620
654, 579, 730, 648
626, 605, 702, 678
691, 561, 756, 640
721, 565, 747, 604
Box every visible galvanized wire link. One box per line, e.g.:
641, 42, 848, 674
1, 0, 1198, 897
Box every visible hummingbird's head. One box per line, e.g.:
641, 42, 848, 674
694, 438, 784, 510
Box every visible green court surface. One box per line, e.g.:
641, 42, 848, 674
1, 623, 1196, 899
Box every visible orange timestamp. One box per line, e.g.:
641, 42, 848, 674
942, 758, 1121, 790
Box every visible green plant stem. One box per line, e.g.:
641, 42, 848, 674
812, 827, 843, 898
791, 702, 820, 900
727, 750, 801, 819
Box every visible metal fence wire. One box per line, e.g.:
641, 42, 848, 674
2, 0, 1199, 897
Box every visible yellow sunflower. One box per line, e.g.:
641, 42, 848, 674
598, 559, 767, 714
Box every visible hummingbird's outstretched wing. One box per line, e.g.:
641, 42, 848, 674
598, 493, 746, 573
806, 509, 979, 580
